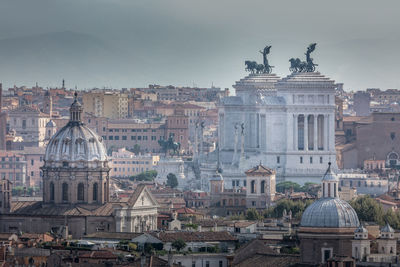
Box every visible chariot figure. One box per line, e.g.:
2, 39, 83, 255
259, 45, 273, 74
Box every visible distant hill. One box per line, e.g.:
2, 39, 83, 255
0, 31, 139, 88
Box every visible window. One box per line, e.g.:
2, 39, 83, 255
50, 182, 55, 201
219, 261, 223, 267
310, 157, 313, 164
138, 136, 142, 140
62, 183, 68, 201
131, 136, 136, 140
322, 248, 332, 263
252, 201, 256, 206
300, 157, 303, 164
192, 262, 196, 267
232, 181, 235, 187
78, 183, 84, 201
277, 156, 280, 164
115, 136, 119, 140
109, 136, 114, 140
31, 159, 34, 166
251, 180, 256, 193
93, 183, 98, 201
122, 136, 127, 140
261, 181, 265, 193
320, 157, 323, 164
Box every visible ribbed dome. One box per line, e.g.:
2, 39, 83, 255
44, 93, 108, 169
301, 198, 359, 228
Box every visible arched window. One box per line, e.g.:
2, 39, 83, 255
387, 152, 399, 167
93, 183, 98, 201
50, 182, 55, 201
251, 180, 256, 194
77, 183, 84, 201
261, 181, 265, 194
62, 183, 68, 201
104, 183, 107, 201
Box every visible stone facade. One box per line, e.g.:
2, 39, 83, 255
245, 164, 276, 209
205, 71, 337, 190
8, 105, 50, 147
299, 228, 354, 264
337, 113, 400, 169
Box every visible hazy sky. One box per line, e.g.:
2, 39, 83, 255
0, 0, 399, 92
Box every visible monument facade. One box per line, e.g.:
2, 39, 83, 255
199, 44, 338, 189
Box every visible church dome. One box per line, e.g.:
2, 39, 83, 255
44, 93, 108, 169
301, 198, 359, 228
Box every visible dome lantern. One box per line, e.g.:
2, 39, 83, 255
322, 162, 338, 198
69, 92, 83, 123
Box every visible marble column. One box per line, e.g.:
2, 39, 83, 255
294, 114, 298, 151
314, 114, 318, 151
324, 114, 329, 151
304, 114, 308, 151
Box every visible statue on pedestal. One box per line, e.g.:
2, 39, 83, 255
245, 45, 274, 74
158, 134, 181, 157
289, 43, 318, 73
259, 45, 274, 74
232, 123, 239, 166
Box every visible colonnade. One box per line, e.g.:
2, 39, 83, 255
293, 114, 330, 151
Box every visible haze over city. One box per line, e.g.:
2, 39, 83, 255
1, 1, 400, 266
0, 0, 399, 90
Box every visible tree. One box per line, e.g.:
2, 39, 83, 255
129, 170, 157, 182
171, 239, 186, 252
350, 195, 385, 225
167, 173, 178, 188
300, 182, 320, 196
276, 181, 301, 193
246, 208, 262, 221
132, 144, 141, 154
263, 199, 314, 220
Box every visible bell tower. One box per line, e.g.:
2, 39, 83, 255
43, 91, 53, 117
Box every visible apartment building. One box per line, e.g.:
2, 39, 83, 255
109, 148, 159, 178
82, 90, 128, 119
